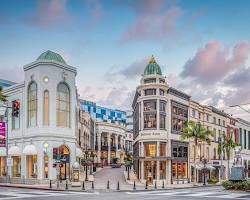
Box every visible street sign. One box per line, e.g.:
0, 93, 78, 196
7, 158, 13, 166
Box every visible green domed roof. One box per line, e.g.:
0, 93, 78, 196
37, 50, 66, 64
144, 56, 162, 76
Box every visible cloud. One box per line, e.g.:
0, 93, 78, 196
84, 0, 103, 26
121, 0, 182, 42
0, 66, 24, 83
26, 0, 68, 28
180, 41, 249, 84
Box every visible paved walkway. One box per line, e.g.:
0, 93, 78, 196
93, 166, 133, 190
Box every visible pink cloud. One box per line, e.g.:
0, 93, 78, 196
121, 0, 182, 42
27, 0, 68, 28
180, 41, 249, 84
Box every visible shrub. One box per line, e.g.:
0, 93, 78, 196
222, 180, 250, 191
207, 176, 218, 184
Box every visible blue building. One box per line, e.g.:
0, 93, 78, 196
0, 79, 16, 89
80, 99, 126, 125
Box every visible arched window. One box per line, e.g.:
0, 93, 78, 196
43, 90, 49, 125
27, 81, 37, 127
57, 82, 70, 127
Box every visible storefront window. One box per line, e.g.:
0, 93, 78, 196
160, 143, 166, 157
27, 155, 37, 178
144, 143, 156, 157
160, 114, 166, 129
144, 101, 156, 111
144, 113, 157, 128
44, 155, 49, 178
144, 161, 156, 182
0, 157, 6, 176
171, 101, 188, 134
159, 161, 166, 179
12, 156, 21, 177
172, 161, 187, 179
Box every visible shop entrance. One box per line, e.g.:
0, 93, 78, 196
144, 161, 156, 184
59, 145, 70, 180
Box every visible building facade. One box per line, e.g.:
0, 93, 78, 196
132, 56, 191, 185
0, 51, 82, 184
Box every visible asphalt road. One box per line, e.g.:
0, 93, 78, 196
0, 186, 249, 200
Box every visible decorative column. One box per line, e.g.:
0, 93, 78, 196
97, 132, 101, 164
107, 133, 111, 165
115, 135, 119, 158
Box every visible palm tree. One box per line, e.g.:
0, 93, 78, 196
181, 121, 214, 183
0, 86, 7, 102
222, 132, 238, 179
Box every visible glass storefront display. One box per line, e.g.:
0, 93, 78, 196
159, 143, 166, 157
44, 155, 49, 178
27, 155, 37, 178
144, 161, 156, 183
159, 161, 166, 179
0, 157, 6, 176
12, 156, 21, 177
144, 143, 157, 157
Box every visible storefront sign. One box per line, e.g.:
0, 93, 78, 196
0, 122, 6, 147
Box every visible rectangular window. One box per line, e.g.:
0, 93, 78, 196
207, 114, 209, 122
12, 156, 21, 177
144, 113, 157, 128
192, 109, 195, 117
144, 78, 156, 84
213, 117, 216, 124
144, 89, 156, 96
171, 102, 188, 134
160, 101, 166, 112
218, 119, 221, 126
240, 128, 242, 146
223, 120, 225, 126
160, 114, 166, 129
160, 143, 166, 156
144, 143, 157, 157
159, 89, 165, 96
248, 131, 250, 150
144, 101, 156, 111
159, 79, 165, 83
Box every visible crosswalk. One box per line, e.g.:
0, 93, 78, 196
126, 189, 250, 199
0, 189, 99, 199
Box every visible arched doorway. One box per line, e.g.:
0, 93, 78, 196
59, 145, 70, 180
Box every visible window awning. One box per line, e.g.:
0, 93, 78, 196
8, 146, 21, 156
0, 147, 6, 156
76, 147, 83, 158
23, 144, 37, 155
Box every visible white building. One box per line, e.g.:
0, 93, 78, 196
1, 50, 82, 184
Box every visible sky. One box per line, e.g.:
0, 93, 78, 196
1, 0, 250, 119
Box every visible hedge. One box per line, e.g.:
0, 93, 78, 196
222, 180, 250, 191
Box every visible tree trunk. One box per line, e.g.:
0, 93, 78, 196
194, 139, 197, 183
227, 151, 230, 180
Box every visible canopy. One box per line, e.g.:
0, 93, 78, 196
76, 147, 83, 158
8, 146, 21, 156
0, 147, 6, 156
22, 144, 37, 155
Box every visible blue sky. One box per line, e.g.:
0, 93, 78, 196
1, 0, 250, 118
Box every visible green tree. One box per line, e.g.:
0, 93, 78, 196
222, 132, 238, 179
0, 86, 7, 102
181, 121, 214, 182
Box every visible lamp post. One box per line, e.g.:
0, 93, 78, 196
201, 157, 208, 186
218, 135, 224, 183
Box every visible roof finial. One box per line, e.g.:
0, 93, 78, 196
149, 55, 156, 64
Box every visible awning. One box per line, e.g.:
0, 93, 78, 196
76, 147, 83, 158
8, 146, 21, 156
23, 144, 37, 155
0, 147, 6, 156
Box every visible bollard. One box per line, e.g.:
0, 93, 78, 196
107, 180, 110, 189
92, 181, 94, 190
65, 180, 68, 190
117, 181, 120, 191
162, 180, 165, 189
82, 181, 85, 191
49, 180, 52, 189
133, 181, 136, 190
145, 181, 148, 190
154, 180, 157, 190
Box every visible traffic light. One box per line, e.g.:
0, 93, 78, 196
12, 100, 20, 117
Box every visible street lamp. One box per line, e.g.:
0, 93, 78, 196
201, 157, 209, 186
